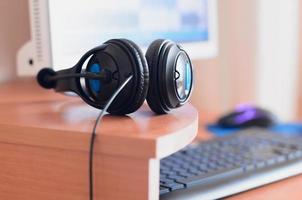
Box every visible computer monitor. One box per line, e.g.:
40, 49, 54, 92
17, 0, 218, 75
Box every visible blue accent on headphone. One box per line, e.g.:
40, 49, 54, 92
89, 63, 102, 93
185, 62, 191, 90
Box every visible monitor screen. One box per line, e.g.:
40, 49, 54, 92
48, 0, 217, 68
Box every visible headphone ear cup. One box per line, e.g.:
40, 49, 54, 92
146, 39, 193, 114
104, 39, 149, 114
145, 39, 168, 114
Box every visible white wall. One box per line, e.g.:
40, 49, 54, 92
256, 0, 300, 121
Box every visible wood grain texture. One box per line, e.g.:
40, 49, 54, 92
0, 142, 158, 200
0, 79, 198, 159
0, 79, 198, 200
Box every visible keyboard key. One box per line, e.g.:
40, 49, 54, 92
178, 171, 195, 178
161, 182, 185, 191
160, 186, 170, 195
160, 178, 175, 184
175, 167, 243, 187
266, 158, 276, 166
255, 161, 266, 169
167, 174, 187, 180
243, 164, 255, 172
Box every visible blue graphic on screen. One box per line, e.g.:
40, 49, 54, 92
99, 0, 209, 46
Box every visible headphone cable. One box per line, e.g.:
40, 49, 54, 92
89, 75, 133, 200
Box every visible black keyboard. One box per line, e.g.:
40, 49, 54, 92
160, 129, 302, 197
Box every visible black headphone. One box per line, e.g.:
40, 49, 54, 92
37, 39, 193, 115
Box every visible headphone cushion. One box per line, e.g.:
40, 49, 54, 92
146, 39, 193, 114
106, 39, 149, 114
145, 39, 167, 114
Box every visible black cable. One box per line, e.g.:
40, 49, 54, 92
89, 75, 133, 200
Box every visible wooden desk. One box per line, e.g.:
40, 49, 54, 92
1, 79, 302, 200
0, 79, 198, 200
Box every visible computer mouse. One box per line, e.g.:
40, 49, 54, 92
217, 105, 276, 128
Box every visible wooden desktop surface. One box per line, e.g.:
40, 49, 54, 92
0, 79, 198, 159
1, 78, 302, 199
0, 78, 199, 200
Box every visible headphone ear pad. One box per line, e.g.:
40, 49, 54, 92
145, 39, 168, 114
104, 39, 149, 114
146, 39, 193, 114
